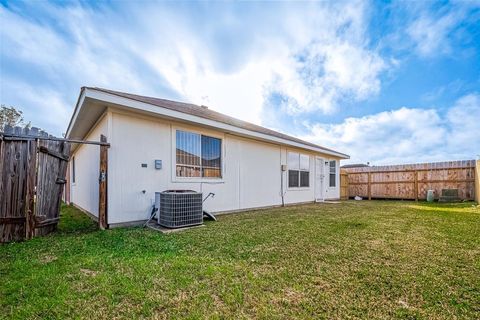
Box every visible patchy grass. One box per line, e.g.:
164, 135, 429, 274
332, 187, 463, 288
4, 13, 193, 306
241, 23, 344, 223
1, 201, 479, 319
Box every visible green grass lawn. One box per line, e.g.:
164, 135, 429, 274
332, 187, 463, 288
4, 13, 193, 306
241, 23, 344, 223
1, 201, 479, 319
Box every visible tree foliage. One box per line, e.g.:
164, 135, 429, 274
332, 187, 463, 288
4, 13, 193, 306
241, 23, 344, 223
0, 105, 30, 131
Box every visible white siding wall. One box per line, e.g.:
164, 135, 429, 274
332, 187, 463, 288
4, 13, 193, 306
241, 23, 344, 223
72, 110, 342, 224
70, 115, 108, 217
108, 112, 171, 223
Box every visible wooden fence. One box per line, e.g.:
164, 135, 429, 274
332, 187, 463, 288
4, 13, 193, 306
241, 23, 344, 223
341, 160, 476, 201
0, 126, 71, 242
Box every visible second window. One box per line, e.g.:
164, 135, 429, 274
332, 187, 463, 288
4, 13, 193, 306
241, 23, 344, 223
288, 152, 310, 188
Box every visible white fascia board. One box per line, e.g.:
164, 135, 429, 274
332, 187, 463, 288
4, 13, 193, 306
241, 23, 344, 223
84, 88, 350, 159
65, 89, 87, 138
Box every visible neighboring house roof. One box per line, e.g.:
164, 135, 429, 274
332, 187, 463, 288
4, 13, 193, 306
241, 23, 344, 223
341, 163, 370, 169
66, 87, 349, 159
176, 148, 220, 168
176, 148, 200, 166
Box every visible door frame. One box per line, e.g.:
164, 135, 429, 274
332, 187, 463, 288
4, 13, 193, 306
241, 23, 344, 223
315, 156, 325, 202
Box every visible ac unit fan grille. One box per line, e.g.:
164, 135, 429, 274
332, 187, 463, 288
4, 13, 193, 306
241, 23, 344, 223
158, 191, 203, 228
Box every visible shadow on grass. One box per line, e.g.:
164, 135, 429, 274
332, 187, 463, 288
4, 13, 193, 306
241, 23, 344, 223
57, 203, 98, 235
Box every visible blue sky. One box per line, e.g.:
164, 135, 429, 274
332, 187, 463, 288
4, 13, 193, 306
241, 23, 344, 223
1, 0, 479, 164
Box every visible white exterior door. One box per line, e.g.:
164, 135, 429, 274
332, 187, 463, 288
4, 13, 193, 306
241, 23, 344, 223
315, 157, 324, 202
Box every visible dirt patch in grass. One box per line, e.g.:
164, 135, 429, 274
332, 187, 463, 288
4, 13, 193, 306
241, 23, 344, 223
80, 268, 99, 277
39, 254, 57, 264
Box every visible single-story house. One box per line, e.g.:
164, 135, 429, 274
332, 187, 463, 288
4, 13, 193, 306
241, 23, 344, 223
65, 87, 349, 227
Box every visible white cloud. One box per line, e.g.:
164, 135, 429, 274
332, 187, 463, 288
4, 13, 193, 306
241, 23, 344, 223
1, 2, 477, 165
1, 1, 387, 135
446, 94, 480, 147
302, 93, 480, 165
407, 12, 458, 57
134, 1, 386, 118
1, 80, 71, 134
268, 41, 385, 114
405, 2, 480, 58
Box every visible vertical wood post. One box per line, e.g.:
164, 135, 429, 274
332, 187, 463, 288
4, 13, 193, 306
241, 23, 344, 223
346, 173, 349, 200
340, 170, 349, 200
25, 139, 38, 240
414, 170, 418, 201
367, 171, 371, 200
475, 160, 480, 203
98, 135, 108, 230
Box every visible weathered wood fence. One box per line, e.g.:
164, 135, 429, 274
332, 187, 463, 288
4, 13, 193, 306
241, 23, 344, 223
0, 126, 71, 242
342, 160, 476, 201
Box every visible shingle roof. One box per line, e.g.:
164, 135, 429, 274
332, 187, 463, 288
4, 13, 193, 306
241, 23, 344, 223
86, 87, 348, 158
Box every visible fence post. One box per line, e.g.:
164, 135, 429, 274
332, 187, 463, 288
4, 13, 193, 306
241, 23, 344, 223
25, 139, 37, 240
475, 160, 480, 203
414, 170, 418, 201
98, 135, 108, 230
340, 169, 349, 200
345, 171, 349, 200
368, 172, 371, 200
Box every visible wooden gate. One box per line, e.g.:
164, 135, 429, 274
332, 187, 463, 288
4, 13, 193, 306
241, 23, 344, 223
0, 131, 36, 242
34, 139, 71, 236
0, 126, 71, 242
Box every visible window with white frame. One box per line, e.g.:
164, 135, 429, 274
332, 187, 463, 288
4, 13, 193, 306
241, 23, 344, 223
176, 130, 222, 178
329, 160, 336, 187
288, 152, 310, 188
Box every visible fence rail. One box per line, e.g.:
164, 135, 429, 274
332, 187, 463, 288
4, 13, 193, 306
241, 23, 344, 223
342, 160, 476, 201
